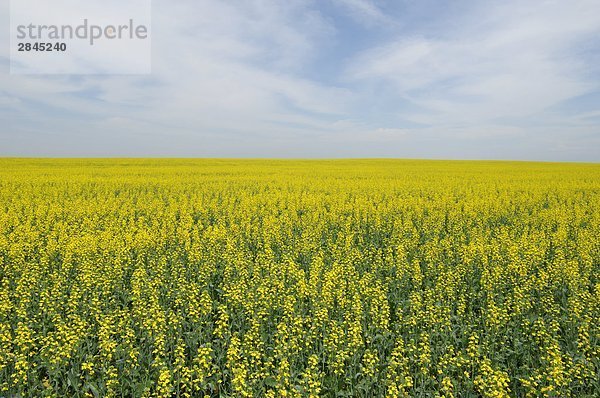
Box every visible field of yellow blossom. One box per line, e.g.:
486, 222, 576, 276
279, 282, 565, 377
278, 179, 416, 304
0, 159, 598, 397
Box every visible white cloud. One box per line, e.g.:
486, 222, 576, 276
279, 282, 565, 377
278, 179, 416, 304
329, 0, 391, 26
1, 0, 599, 160
348, 0, 600, 127
1, 0, 353, 143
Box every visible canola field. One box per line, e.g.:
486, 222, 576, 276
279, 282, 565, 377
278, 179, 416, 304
0, 159, 599, 398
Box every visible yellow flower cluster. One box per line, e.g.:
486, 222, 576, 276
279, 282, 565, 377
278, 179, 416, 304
0, 159, 598, 397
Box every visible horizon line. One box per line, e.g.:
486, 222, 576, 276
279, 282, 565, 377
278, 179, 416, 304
0, 157, 598, 165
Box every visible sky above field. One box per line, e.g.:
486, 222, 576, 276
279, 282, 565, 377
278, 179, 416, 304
1, 0, 600, 160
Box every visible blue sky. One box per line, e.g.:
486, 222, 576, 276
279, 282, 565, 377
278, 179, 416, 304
1, 0, 600, 160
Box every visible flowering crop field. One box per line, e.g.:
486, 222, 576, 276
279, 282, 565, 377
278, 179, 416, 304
1, 159, 599, 397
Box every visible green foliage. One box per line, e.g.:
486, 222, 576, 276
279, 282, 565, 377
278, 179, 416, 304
0, 159, 599, 397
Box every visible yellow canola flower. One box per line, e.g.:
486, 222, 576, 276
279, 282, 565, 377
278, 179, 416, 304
0, 159, 598, 397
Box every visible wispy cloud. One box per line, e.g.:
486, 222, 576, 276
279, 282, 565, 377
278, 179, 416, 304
1, 0, 353, 154
348, 1, 600, 128
329, 0, 392, 26
1, 0, 599, 160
